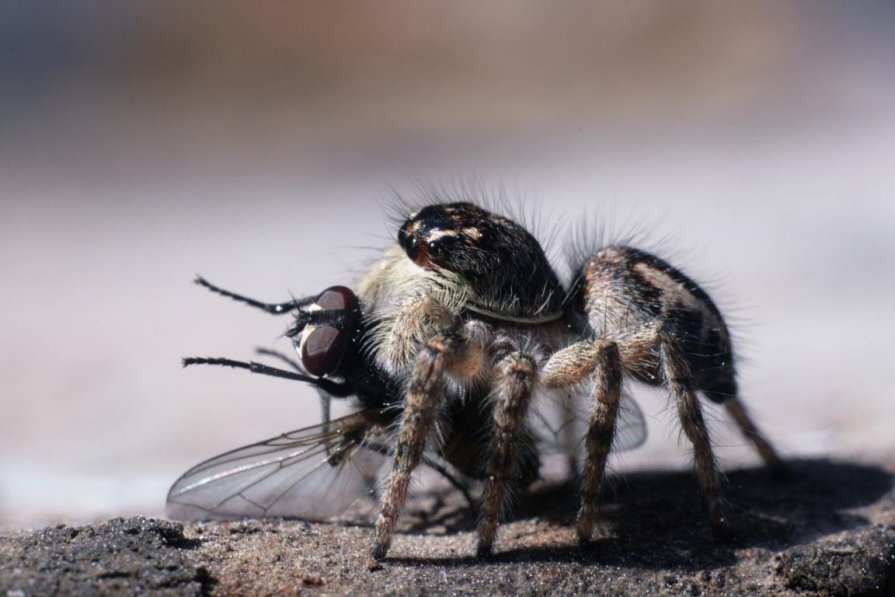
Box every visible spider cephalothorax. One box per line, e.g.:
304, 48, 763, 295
170, 198, 783, 562
397, 202, 565, 323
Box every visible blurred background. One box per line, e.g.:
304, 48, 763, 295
1, 1, 893, 528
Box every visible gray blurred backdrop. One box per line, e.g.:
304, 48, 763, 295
2, 1, 893, 528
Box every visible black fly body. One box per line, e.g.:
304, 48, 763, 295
168, 200, 782, 560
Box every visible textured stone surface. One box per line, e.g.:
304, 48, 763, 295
2, 459, 893, 595
0, 517, 211, 596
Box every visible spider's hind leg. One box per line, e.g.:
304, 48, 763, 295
660, 328, 728, 538
715, 391, 785, 473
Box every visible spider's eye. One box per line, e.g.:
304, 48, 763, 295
426, 240, 441, 258
301, 326, 346, 377
398, 227, 419, 261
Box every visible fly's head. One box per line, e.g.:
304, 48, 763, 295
287, 286, 360, 378
397, 202, 565, 322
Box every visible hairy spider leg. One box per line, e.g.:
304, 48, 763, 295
659, 328, 728, 538
723, 397, 784, 473
476, 349, 538, 556
542, 339, 623, 544
371, 331, 482, 561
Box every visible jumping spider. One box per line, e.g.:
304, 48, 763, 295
169, 200, 782, 561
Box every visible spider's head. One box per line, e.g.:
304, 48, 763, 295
398, 202, 501, 272
398, 202, 564, 321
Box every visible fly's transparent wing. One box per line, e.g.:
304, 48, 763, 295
166, 409, 390, 521
532, 387, 648, 463
613, 393, 648, 450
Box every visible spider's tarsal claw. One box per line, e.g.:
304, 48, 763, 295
767, 460, 791, 482
475, 540, 494, 559
710, 516, 734, 543
576, 517, 594, 547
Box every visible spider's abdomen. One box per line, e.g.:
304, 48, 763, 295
572, 246, 737, 402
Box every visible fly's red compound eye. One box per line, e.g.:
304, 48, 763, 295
295, 286, 356, 377
316, 286, 356, 312
301, 326, 346, 377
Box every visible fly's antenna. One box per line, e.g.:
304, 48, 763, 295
182, 356, 353, 397
194, 276, 315, 315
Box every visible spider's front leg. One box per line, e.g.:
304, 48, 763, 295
371, 330, 483, 561
542, 339, 623, 544
476, 348, 538, 557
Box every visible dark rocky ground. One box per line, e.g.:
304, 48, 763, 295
2, 458, 894, 595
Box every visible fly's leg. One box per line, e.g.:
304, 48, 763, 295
543, 339, 623, 544
254, 347, 304, 372
477, 350, 537, 557
255, 347, 335, 449
371, 332, 482, 561
660, 329, 728, 538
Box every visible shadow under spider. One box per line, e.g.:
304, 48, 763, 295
388, 458, 893, 570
